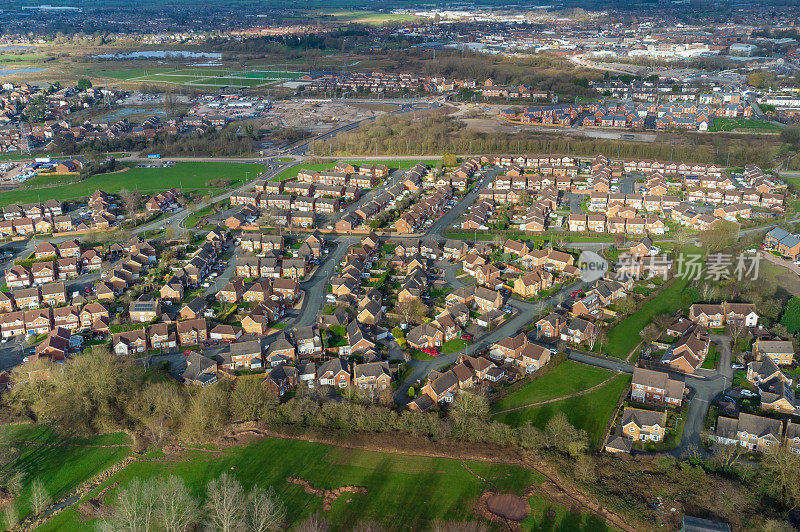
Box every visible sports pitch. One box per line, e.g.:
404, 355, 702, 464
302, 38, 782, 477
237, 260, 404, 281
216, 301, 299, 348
123, 67, 304, 88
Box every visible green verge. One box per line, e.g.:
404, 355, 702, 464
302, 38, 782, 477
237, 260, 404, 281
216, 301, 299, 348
492, 374, 631, 448
490, 360, 615, 413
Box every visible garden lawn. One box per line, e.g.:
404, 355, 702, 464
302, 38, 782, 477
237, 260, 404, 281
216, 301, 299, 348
0, 162, 263, 207
701, 344, 719, 370
490, 361, 615, 414
34, 436, 614, 532
605, 276, 688, 359
1, 425, 131, 521
441, 338, 470, 355
492, 374, 631, 448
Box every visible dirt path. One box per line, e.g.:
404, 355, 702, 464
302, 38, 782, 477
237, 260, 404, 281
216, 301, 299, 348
11, 441, 130, 449
491, 376, 617, 415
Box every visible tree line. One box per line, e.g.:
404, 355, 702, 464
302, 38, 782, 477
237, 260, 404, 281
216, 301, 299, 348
310, 110, 784, 168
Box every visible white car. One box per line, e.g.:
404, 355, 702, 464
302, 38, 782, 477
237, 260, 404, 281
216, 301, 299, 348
740, 389, 758, 398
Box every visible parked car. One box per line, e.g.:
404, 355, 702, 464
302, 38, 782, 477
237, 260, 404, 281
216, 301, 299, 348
740, 389, 758, 398
461, 333, 473, 341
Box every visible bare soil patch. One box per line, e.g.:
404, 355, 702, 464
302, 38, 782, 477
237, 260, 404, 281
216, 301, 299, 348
77, 482, 118, 521
286, 476, 367, 511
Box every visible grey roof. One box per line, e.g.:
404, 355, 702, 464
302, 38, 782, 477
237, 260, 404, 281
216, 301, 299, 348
622, 407, 666, 428
604, 435, 632, 453
682, 516, 731, 532
317, 357, 348, 378
734, 413, 782, 439
354, 361, 390, 379
228, 339, 262, 357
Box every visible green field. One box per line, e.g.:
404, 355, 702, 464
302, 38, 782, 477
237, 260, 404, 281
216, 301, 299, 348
81, 67, 173, 80
35, 436, 613, 531
2, 425, 131, 521
490, 361, 616, 414
121, 67, 304, 88
605, 271, 695, 360
0, 162, 263, 207
319, 9, 423, 25
709, 118, 782, 133
271, 159, 439, 182
492, 374, 631, 448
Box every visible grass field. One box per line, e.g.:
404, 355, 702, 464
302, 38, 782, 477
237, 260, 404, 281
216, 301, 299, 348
0, 162, 263, 207
120, 67, 303, 88
709, 118, 782, 133
605, 268, 696, 360
490, 361, 616, 414
1, 425, 131, 521
271, 159, 439, 182
493, 374, 631, 448
34, 436, 613, 531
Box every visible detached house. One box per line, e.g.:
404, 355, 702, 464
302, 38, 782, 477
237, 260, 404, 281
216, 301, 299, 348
631, 367, 685, 407
713, 413, 782, 453
317, 358, 350, 388
622, 407, 667, 442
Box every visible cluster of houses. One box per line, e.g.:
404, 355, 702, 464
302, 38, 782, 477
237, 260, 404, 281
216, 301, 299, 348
336, 163, 429, 232
301, 72, 549, 99
711, 413, 799, 455
606, 365, 688, 452
145, 188, 183, 215
408, 353, 514, 412
763, 227, 800, 261
499, 100, 749, 131
394, 184, 452, 234
0, 199, 70, 237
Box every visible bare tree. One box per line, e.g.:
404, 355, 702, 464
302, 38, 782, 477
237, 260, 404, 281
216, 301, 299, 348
156, 476, 199, 532
204, 473, 246, 532
3, 505, 17, 531
710, 441, 742, 470
639, 323, 661, 344
728, 321, 746, 347
246, 485, 286, 532
587, 325, 604, 350
119, 188, 142, 214
295, 512, 330, 532
29, 478, 51, 516
102, 477, 157, 532
394, 299, 428, 326
449, 390, 489, 429
761, 446, 800, 511
573, 453, 596, 482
